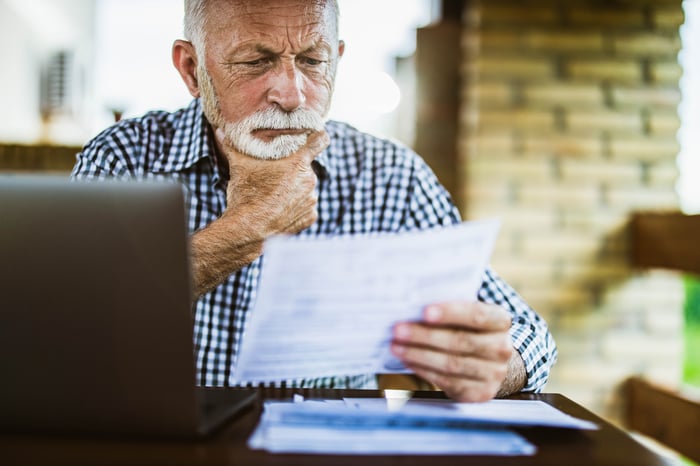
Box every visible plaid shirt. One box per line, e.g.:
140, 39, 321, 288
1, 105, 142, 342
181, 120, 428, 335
72, 99, 557, 391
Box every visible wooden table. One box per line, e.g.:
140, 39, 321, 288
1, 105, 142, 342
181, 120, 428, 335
1, 388, 671, 466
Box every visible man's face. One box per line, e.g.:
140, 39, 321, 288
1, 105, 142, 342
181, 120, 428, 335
197, 0, 342, 160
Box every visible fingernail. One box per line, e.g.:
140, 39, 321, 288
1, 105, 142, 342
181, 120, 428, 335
394, 324, 411, 339
391, 343, 405, 355
425, 305, 442, 322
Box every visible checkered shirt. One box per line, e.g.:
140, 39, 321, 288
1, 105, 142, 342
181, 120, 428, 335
71, 99, 557, 391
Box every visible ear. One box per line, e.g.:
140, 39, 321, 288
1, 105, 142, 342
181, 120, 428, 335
338, 39, 345, 59
172, 39, 201, 98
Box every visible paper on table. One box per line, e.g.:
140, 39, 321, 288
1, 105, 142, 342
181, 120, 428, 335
343, 398, 598, 430
232, 219, 500, 384
249, 398, 538, 455
248, 422, 536, 455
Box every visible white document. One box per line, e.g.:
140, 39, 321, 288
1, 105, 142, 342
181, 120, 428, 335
248, 398, 539, 455
248, 397, 597, 455
343, 398, 598, 430
233, 219, 500, 384
249, 422, 535, 455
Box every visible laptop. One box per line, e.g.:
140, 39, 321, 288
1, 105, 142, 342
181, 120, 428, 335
0, 175, 256, 438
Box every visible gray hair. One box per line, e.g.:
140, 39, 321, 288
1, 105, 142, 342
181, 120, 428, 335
183, 0, 207, 54
183, 0, 340, 58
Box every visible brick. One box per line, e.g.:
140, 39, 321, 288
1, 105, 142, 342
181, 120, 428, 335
491, 261, 554, 285
523, 82, 605, 108
568, 59, 641, 83
612, 32, 681, 57
464, 179, 513, 205
557, 309, 641, 334
462, 131, 515, 154
479, 5, 559, 27
512, 285, 594, 310
611, 86, 681, 109
605, 186, 679, 210
560, 209, 629, 232
557, 307, 643, 335
467, 82, 514, 107
520, 229, 602, 255
526, 31, 605, 53
567, 109, 643, 134
559, 261, 632, 286
494, 229, 599, 262
518, 182, 602, 207
521, 134, 602, 158
469, 156, 552, 182
566, 7, 645, 29
467, 205, 557, 230
653, 7, 685, 29
556, 362, 637, 387
551, 332, 600, 361
461, 106, 482, 130
468, 30, 523, 51
609, 137, 680, 162
647, 112, 681, 135
647, 160, 679, 185
489, 244, 515, 264
470, 56, 554, 80
478, 108, 555, 132
492, 235, 604, 265
649, 60, 683, 84
560, 158, 642, 184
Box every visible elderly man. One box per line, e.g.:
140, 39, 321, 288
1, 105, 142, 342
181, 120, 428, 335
72, 0, 557, 401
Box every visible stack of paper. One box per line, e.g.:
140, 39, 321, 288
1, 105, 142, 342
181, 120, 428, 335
248, 397, 597, 455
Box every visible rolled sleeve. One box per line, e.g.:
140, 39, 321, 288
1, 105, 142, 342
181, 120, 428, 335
477, 267, 557, 392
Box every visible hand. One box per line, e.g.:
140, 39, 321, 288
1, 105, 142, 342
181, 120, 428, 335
390, 301, 520, 402
189, 130, 329, 298
218, 129, 330, 238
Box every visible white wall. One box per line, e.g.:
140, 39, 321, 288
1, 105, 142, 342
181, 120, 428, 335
92, 0, 190, 132
679, 0, 700, 213
0, 0, 95, 145
0, 1, 43, 143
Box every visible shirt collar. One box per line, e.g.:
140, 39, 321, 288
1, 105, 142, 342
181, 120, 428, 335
312, 144, 331, 180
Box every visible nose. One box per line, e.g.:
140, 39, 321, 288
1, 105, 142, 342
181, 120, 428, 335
267, 61, 305, 112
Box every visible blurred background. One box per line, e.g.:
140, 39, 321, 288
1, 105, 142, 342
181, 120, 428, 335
1, 0, 698, 462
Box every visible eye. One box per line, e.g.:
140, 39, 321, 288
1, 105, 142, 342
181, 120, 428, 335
299, 56, 324, 66
237, 57, 272, 67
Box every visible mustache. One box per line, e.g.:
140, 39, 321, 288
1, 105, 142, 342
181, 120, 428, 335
242, 107, 325, 131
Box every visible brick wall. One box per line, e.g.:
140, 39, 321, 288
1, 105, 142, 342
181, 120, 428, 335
458, 0, 685, 423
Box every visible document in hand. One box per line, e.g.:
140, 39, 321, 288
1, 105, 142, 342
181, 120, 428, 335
248, 397, 597, 455
233, 219, 501, 384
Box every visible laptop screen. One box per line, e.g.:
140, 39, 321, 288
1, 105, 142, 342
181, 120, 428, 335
0, 176, 208, 436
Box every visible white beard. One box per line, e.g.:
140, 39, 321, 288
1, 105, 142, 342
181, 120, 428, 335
197, 64, 327, 160
228, 133, 308, 161
221, 107, 325, 160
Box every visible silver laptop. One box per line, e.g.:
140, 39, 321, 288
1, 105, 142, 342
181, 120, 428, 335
0, 176, 256, 438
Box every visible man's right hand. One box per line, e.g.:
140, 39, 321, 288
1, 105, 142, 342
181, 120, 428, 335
222, 130, 329, 238
189, 130, 330, 298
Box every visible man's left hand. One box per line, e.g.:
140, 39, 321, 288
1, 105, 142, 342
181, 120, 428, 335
390, 301, 523, 402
